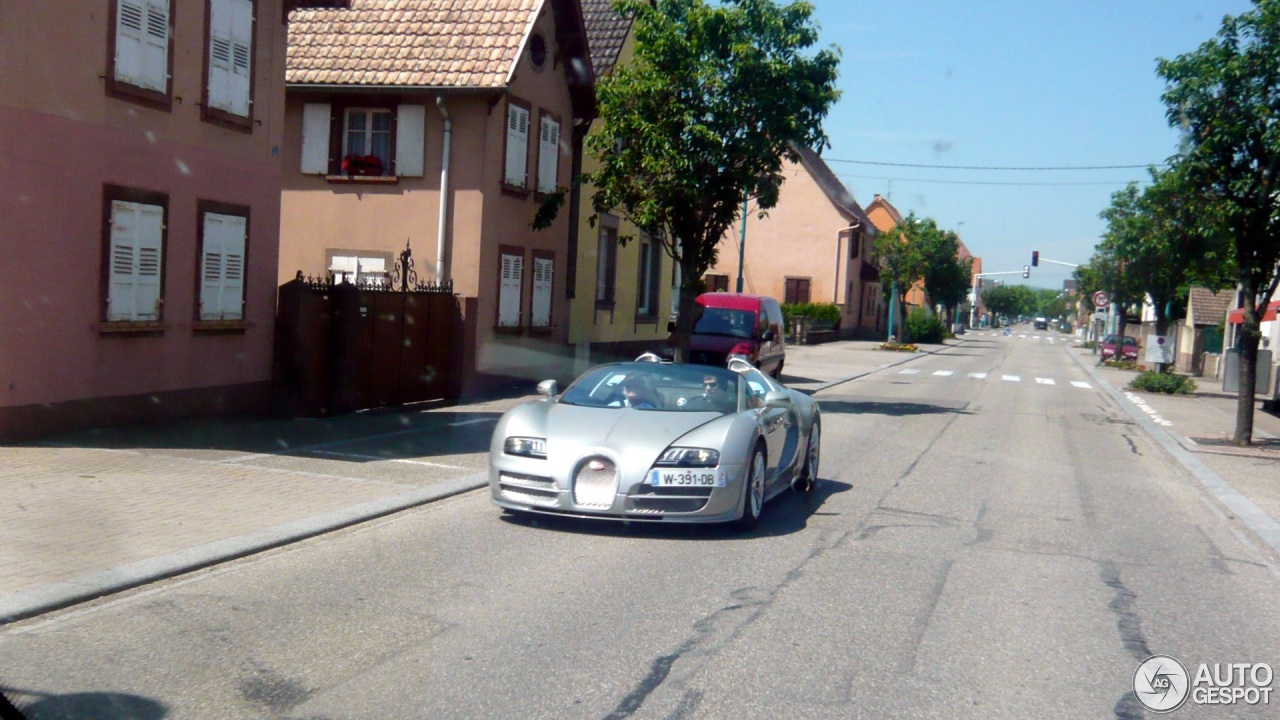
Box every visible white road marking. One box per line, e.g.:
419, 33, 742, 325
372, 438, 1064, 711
969, 372, 987, 379
933, 370, 954, 376
1002, 375, 1021, 382
309, 449, 471, 470
1071, 381, 1092, 389
1036, 378, 1056, 385
449, 418, 498, 427
899, 369, 921, 375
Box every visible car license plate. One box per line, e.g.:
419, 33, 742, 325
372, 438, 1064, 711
650, 469, 722, 487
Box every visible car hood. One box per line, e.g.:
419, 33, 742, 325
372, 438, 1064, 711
542, 404, 722, 466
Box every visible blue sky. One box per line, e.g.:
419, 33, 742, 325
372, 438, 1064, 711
806, 0, 1256, 289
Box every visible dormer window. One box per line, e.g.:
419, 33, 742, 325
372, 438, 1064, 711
530, 33, 547, 69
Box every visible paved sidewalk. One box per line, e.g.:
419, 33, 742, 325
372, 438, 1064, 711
3, 335, 1276, 624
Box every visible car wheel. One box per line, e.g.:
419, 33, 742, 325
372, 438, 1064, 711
735, 445, 767, 531
795, 418, 820, 493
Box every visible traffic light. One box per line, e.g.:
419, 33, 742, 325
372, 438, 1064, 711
1032, 251, 1039, 267
1023, 265, 1031, 278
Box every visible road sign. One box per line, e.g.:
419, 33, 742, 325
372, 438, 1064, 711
1092, 290, 1110, 308
1145, 335, 1175, 364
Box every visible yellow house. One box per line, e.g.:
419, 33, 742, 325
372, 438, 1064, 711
569, 0, 673, 367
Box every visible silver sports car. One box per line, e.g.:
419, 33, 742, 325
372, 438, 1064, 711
489, 356, 821, 528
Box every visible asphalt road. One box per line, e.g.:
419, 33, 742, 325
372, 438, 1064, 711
2, 335, 1278, 719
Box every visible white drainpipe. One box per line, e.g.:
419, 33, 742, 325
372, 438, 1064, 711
435, 97, 452, 283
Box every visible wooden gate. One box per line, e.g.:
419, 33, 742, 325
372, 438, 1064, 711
273, 270, 461, 417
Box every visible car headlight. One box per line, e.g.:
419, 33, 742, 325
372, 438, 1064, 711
656, 447, 719, 467
504, 437, 547, 458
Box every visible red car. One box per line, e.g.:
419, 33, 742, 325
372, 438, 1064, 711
1100, 334, 1139, 361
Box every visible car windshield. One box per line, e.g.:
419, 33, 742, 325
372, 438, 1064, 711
558, 363, 740, 413
691, 307, 756, 339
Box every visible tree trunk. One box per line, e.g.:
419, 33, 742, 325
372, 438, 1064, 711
671, 252, 703, 364
1234, 319, 1260, 447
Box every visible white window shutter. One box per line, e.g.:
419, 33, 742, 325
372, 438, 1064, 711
229, 0, 253, 117
200, 214, 226, 320
141, 0, 170, 92
498, 253, 523, 326
505, 105, 529, 186
115, 0, 146, 86
532, 257, 553, 326
395, 104, 426, 177
207, 0, 233, 112
220, 215, 246, 319
537, 117, 559, 193
301, 103, 331, 174
108, 201, 140, 321
135, 204, 164, 320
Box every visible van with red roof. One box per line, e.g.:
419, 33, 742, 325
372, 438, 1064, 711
671, 293, 787, 378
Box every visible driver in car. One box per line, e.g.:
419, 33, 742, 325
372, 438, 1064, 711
682, 374, 735, 412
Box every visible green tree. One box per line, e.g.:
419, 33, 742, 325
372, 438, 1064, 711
873, 213, 930, 335
981, 285, 1022, 321
584, 0, 840, 361
922, 230, 973, 326
1159, 0, 1280, 445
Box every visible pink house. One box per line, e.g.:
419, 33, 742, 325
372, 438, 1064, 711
0, 0, 338, 441
279, 0, 595, 393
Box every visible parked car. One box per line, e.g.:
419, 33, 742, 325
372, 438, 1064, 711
489, 356, 820, 530
1100, 334, 1139, 361
1034, 317, 1049, 330
671, 292, 787, 378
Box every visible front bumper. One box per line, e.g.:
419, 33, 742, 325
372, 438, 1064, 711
489, 458, 748, 523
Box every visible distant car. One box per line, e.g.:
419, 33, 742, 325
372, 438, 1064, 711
1033, 317, 1048, 330
1100, 334, 1139, 361
489, 356, 820, 529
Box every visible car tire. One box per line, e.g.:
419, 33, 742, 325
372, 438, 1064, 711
795, 418, 820, 494
735, 445, 767, 531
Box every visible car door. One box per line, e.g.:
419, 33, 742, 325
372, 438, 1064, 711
742, 368, 789, 485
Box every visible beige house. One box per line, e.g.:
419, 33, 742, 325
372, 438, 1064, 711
0, 0, 336, 441
567, 0, 674, 366
280, 0, 595, 392
705, 147, 881, 337
1178, 287, 1232, 375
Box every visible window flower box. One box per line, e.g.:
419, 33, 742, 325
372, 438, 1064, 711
342, 154, 384, 177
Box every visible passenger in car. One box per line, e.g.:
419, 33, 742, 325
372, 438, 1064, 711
682, 374, 735, 413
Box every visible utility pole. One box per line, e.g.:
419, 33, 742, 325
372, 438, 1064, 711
735, 197, 748, 293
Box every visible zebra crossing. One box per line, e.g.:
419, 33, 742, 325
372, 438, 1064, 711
894, 367, 1091, 388
975, 331, 1067, 344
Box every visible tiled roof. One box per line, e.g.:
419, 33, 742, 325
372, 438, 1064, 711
287, 0, 541, 88
789, 142, 875, 230
580, 0, 631, 76
1190, 287, 1232, 326
867, 194, 903, 224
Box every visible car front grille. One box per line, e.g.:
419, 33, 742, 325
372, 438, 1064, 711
572, 456, 618, 509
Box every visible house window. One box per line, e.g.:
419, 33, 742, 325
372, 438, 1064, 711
300, 102, 424, 178
596, 223, 618, 307
103, 188, 167, 322
849, 230, 860, 260
504, 99, 531, 189
537, 113, 561, 194
498, 247, 524, 327
864, 283, 879, 316
344, 108, 393, 176
705, 273, 729, 293
636, 235, 662, 318
110, 0, 172, 102
328, 252, 390, 287
198, 206, 248, 320
205, 0, 254, 122
784, 277, 811, 305
846, 282, 854, 312
531, 251, 554, 327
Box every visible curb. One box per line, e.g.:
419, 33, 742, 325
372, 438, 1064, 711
0, 471, 489, 625
1069, 352, 1280, 560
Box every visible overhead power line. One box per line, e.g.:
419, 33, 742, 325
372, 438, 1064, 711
825, 158, 1165, 171
834, 172, 1138, 187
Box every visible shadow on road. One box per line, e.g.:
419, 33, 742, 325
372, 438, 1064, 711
2, 686, 167, 720
814, 398, 971, 416
497, 479, 853, 541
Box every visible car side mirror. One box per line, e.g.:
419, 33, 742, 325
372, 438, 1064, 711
763, 390, 791, 408
760, 328, 775, 342
537, 379, 558, 396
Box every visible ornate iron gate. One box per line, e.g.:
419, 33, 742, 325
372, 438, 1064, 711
273, 246, 461, 417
